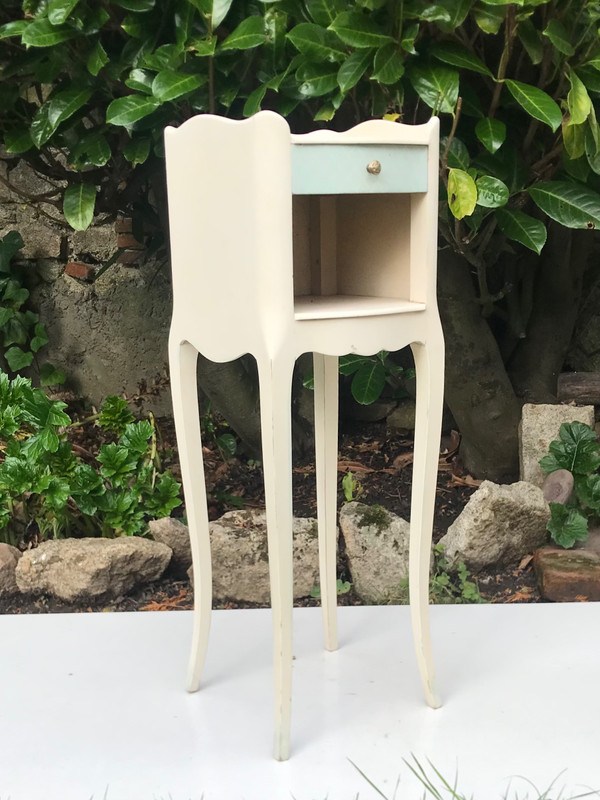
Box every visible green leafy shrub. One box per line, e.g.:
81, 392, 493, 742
540, 421, 600, 548
397, 543, 484, 604
0, 373, 181, 545
0, 231, 63, 383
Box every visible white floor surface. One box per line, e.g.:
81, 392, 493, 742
1, 603, 599, 800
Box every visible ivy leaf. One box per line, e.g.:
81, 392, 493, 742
476, 176, 509, 208
475, 118, 506, 154
337, 49, 373, 93
152, 70, 205, 102
542, 19, 574, 56
505, 80, 562, 132
371, 43, 404, 84
328, 12, 393, 49
5, 347, 33, 372
286, 23, 346, 62
447, 168, 477, 220
495, 207, 546, 254
30, 322, 49, 353
63, 184, 96, 231
408, 64, 458, 114
106, 95, 161, 126
430, 42, 492, 77
220, 16, 266, 51
39, 363, 66, 386
47, 0, 80, 25
547, 503, 588, 549
351, 360, 386, 405
528, 181, 600, 230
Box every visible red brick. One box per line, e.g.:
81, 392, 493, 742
116, 249, 141, 265
65, 262, 95, 281
117, 233, 144, 250
114, 217, 133, 234
534, 546, 600, 601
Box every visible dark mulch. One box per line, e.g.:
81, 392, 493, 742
0, 414, 541, 615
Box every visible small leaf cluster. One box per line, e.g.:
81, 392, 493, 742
0, 231, 63, 383
0, 372, 182, 545
396, 543, 484, 604
540, 421, 600, 548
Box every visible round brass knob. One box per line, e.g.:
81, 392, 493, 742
366, 160, 382, 175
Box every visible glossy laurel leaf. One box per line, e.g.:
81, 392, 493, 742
495, 207, 546, 254
504, 80, 562, 132
63, 183, 96, 231
528, 181, 600, 230
447, 168, 477, 220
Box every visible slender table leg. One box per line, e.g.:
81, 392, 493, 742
258, 355, 295, 761
313, 352, 339, 652
409, 332, 444, 709
168, 335, 212, 693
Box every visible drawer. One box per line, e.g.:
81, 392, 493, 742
291, 143, 428, 195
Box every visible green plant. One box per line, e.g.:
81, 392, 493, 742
351, 754, 600, 800
310, 577, 351, 599
0, 371, 181, 545
396, 544, 484, 605
97, 395, 135, 435
4, 1, 600, 479
540, 420, 600, 548
342, 469, 362, 503
200, 399, 237, 460
0, 231, 63, 383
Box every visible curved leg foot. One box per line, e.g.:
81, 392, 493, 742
258, 355, 295, 761
313, 352, 339, 652
169, 334, 212, 693
410, 333, 444, 709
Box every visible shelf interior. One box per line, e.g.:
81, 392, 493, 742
292, 193, 416, 319
294, 295, 425, 321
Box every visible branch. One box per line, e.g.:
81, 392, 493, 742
489, 5, 516, 119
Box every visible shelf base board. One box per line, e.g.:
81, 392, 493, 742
294, 294, 426, 321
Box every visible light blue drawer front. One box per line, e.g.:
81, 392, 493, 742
291, 144, 428, 195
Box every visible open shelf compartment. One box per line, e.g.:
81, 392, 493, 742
292, 193, 425, 322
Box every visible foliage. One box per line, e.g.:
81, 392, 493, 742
2, 0, 600, 262
397, 543, 484, 604
342, 470, 363, 503
351, 754, 600, 800
97, 394, 135, 435
0, 231, 63, 383
540, 421, 600, 546
540, 421, 600, 548
310, 577, 351, 598
0, 374, 182, 545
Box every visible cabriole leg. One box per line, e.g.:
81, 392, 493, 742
313, 352, 339, 652
409, 332, 445, 709
168, 334, 212, 693
258, 356, 295, 761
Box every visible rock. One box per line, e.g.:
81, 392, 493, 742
339, 502, 410, 604
188, 510, 324, 604
148, 517, 191, 577
29, 259, 172, 416
0, 543, 21, 596
343, 399, 396, 423
386, 399, 416, 431
71, 223, 116, 262
542, 469, 574, 505
15, 538, 172, 602
519, 403, 595, 488
439, 481, 550, 572
534, 546, 600, 601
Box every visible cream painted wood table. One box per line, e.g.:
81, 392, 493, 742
164, 111, 444, 761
